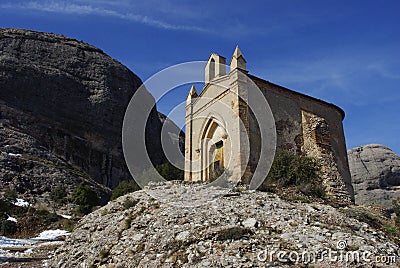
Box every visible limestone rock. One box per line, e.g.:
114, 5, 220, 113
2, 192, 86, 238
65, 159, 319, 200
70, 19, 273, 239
0, 28, 179, 192
48, 182, 399, 267
348, 144, 400, 208
241, 218, 258, 228
175, 230, 190, 241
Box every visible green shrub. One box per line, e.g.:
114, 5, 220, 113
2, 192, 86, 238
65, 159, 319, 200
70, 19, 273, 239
26, 209, 60, 226
0, 199, 29, 217
341, 207, 383, 229
136, 162, 184, 183
384, 224, 400, 239
392, 198, 400, 227
124, 215, 133, 230
50, 184, 68, 205
14, 205, 29, 217
62, 218, 76, 232
36, 209, 60, 224
215, 227, 253, 241
111, 180, 140, 200
4, 189, 17, 203
118, 162, 183, 196
123, 198, 139, 209
100, 249, 110, 259
1, 220, 17, 236
0, 200, 63, 236
259, 150, 325, 198
0, 199, 12, 215
156, 162, 184, 181
72, 183, 99, 214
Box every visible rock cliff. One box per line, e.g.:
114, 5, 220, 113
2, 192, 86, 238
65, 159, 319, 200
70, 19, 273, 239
0, 122, 110, 210
0, 28, 175, 194
348, 144, 400, 209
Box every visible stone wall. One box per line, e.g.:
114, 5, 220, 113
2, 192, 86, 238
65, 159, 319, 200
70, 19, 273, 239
250, 75, 354, 201
301, 110, 352, 203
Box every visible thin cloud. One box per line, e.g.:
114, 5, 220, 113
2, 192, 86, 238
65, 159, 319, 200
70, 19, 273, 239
253, 53, 400, 109
0, 1, 209, 32
367, 64, 400, 80
256, 59, 353, 92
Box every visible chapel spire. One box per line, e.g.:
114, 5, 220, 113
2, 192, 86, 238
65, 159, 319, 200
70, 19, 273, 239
230, 45, 247, 71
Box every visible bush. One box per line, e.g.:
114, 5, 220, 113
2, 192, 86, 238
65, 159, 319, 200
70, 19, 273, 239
384, 224, 400, 239
0, 199, 13, 215
0, 199, 29, 217
341, 207, 383, 229
4, 189, 17, 203
393, 198, 400, 227
72, 183, 99, 214
123, 198, 139, 209
61, 218, 76, 232
109, 161, 186, 203
1, 220, 17, 236
0, 200, 62, 236
259, 150, 325, 198
100, 249, 110, 259
124, 215, 133, 230
26, 209, 60, 226
111, 180, 140, 200
215, 227, 253, 241
35, 209, 60, 224
156, 162, 184, 181
50, 184, 68, 205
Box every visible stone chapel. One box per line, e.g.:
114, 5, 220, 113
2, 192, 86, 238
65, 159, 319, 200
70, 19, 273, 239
184, 46, 354, 201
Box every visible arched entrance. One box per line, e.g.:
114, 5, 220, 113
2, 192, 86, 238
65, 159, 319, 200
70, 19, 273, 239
200, 119, 226, 181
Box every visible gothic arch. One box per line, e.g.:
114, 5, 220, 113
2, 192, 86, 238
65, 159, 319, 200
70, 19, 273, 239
199, 116, 227, 181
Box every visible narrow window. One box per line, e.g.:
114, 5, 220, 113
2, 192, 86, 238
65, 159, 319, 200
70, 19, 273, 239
209, 58, 215, 80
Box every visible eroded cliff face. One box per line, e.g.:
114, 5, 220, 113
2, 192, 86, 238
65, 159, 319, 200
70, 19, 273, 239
0, 28, 170, 190
348, 144, 400, 209
0, 121, 111, 210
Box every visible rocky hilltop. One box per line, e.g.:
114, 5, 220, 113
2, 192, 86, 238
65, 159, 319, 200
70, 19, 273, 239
49, 182, 399, 267
348, 144, 400, 209
0, 28, 181, 195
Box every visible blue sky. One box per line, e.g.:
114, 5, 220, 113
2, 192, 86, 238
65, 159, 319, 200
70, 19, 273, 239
1, 0, 399, 154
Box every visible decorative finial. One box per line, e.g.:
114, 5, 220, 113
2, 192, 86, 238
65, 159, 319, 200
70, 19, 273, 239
186, 84, 198, 105
230, 45, 247, 71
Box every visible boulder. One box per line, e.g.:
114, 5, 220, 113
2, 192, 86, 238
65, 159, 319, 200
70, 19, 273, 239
348, 144, 400, 209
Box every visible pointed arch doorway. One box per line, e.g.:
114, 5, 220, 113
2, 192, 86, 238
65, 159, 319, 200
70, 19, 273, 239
200, 119, 226, 182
